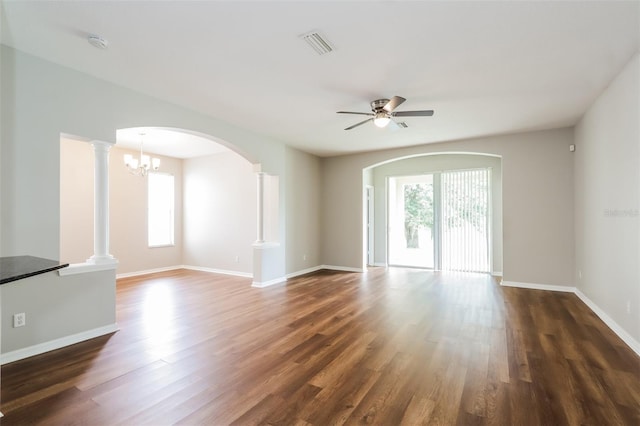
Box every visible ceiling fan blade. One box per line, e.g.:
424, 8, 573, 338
345, 118, 373, 130
337, 111, 374, 116
383, 96, 406, 112
392, 110, 434, 117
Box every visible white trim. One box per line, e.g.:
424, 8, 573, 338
58, 261, 118, 276
321, 265, 366, 273
252, 241, 280, 249
252, 277, 287, 288
116, 265, 182, 279
1, 323, 119, 365
501, 280, 575, 293
500, 280, 640, 357
575, 289, 640, 357
372, 262, 387, 267
286, 265, 324, 279
182, 265, 253, 278
492, 271, 503, 277
116, 265, 253, 279
285, 265, 366, 280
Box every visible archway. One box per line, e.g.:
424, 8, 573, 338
60, 126, 277, 282
363, 152, 503, 275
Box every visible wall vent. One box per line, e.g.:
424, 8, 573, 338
301, 31, 334, 55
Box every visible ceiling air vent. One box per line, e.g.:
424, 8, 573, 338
397, 122, 408, 128
301, 31, 334, 55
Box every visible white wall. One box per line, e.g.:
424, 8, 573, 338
322, 128, 575, 287
60, 138, 94, 263
183, 151, 256, 274
574, 53, 639, 343
111, 146, 184, 274
370, 154, 503, 273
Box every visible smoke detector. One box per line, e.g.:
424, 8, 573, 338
88, 35, 109, 50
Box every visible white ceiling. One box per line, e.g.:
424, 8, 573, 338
2, 1, 639, 157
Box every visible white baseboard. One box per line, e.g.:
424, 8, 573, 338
492, 271, 503, 277
501, 280, 640, 357
286, 265, 324, 279
289, 265, 365, 275
1, 323, 119, 365
117, 265, 253, 279
574, 289, 640, 357
116, 265, 182, 279
252, 277, 287, 288
253, 264, 365, 287
501, 280, 575, 293
182, 265, 252, 278
322, 264, 365, 273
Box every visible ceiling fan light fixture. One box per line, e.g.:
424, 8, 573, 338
373, 112, 390, 128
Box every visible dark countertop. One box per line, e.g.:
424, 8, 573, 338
0, 256, 69, 285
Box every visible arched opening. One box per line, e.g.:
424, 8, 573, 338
363, 152, 503, 275
60, 126, 269, 279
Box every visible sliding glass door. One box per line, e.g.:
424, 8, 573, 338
388, 169, 490, 273
388, 175, 435, 268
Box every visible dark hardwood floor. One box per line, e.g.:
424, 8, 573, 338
1, 268, 638, 425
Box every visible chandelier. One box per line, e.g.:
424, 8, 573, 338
124, 133, 160, 177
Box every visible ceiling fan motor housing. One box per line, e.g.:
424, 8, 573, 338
371, 98, 390, 112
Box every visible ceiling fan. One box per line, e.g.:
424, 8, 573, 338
337, 96, 434, 130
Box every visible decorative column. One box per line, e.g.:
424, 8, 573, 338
87, 140, 116, 264
256, 172, 265, 244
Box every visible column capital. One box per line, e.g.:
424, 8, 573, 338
90, 140, 115, 152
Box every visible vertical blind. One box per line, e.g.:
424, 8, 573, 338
441, 169, 489, 272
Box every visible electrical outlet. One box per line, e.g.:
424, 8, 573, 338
627, 301, 632, 315
234, 256, 239, 263
303, 254, 307, 261
13, 312, 26, 328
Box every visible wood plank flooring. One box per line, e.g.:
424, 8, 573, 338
1, 268, 639, 425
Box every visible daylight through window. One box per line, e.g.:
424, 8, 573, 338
148, 172, 175, 247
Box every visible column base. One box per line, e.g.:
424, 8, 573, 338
86, 255, 118, 265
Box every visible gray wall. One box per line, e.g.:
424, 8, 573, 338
574, 53, 639, 342
285, 147, 322, 273
0, 45, 299, 357
1, 269, 116, 355
1, 46, 287, 268
322, 128, 575, 287
371, 154, 503, 273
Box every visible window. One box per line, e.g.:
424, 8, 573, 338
148, 173, 175, 247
